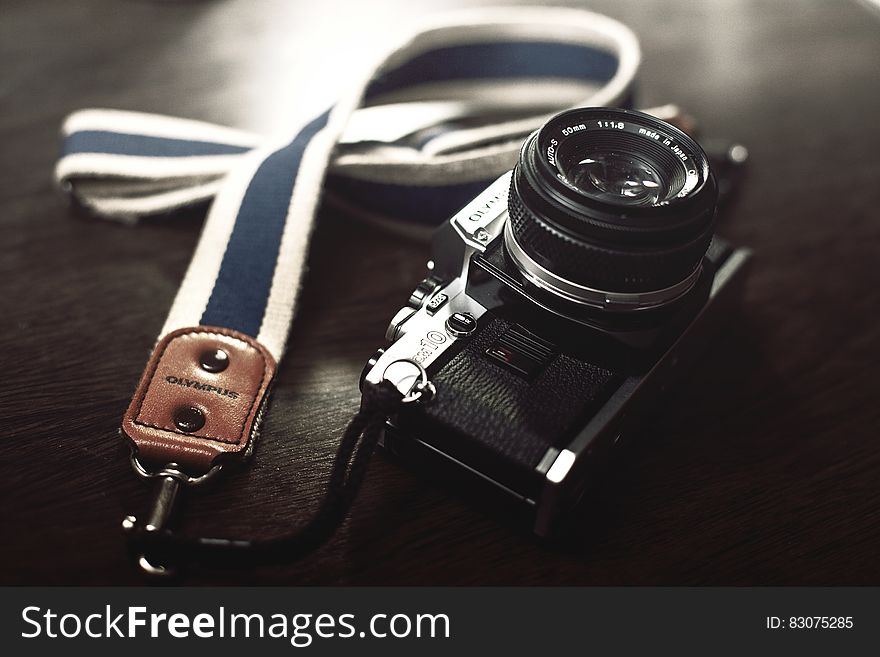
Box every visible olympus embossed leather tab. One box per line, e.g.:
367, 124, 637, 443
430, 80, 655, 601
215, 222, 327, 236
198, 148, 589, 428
122, 327, 276, 472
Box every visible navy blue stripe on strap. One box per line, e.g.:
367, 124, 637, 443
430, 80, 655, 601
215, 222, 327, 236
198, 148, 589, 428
199, 110, 332, 335
62, 130, 252, 157
327, 175, 495, 228
366, 42, 618, 99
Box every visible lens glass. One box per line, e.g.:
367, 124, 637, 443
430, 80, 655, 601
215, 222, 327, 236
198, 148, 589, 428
562, 150, 665, 206
553, 131, 690, 208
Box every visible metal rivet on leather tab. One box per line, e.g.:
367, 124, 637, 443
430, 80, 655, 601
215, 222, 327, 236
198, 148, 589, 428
174, 406, 205, 433
199, 349, 229, 373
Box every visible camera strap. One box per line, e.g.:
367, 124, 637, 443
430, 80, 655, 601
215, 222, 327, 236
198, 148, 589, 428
54, 6, 640, 575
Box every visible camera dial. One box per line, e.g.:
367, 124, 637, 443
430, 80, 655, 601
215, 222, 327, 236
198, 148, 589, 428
507, 107, 717, 309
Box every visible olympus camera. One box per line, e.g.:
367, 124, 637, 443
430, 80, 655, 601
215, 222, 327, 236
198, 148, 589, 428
361, 107, 751, 535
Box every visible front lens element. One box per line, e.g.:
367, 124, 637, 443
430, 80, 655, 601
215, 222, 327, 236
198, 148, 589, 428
560, 150, 666, 207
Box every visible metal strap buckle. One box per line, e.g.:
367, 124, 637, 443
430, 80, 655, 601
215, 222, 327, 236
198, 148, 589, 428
122, 451, 224, 577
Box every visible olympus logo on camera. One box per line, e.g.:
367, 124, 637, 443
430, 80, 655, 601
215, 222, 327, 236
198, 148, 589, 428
466, 189, 505, 223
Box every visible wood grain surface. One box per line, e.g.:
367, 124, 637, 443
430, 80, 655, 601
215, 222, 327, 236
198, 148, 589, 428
1, 0, 879, 585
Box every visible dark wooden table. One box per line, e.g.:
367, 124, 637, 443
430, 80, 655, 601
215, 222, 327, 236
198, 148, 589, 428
2, 0, 879, 585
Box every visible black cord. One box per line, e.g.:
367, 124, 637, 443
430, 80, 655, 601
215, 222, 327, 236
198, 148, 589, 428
129, 380, 404, 570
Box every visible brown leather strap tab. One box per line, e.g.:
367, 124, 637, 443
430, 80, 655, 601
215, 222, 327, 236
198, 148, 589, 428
121, 326, 277, 473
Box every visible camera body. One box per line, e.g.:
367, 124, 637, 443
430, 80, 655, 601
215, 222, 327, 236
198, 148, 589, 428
361, 109, 751, 535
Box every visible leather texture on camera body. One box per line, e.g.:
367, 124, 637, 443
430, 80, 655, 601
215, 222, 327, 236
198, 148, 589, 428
400, 316, 622, 493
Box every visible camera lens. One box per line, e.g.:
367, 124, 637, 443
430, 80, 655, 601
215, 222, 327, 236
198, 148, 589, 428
506, 108, 717, 307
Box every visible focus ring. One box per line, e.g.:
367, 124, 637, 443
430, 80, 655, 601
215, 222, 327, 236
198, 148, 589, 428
507, 176, 716, 293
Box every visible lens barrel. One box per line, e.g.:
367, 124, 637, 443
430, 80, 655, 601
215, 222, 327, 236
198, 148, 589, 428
506, 108, 717, 305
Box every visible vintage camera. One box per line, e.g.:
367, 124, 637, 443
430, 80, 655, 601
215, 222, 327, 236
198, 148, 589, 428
361, 107, 751, 535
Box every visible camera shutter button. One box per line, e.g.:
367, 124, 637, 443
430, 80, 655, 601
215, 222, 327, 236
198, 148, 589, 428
445, 312, 477, 337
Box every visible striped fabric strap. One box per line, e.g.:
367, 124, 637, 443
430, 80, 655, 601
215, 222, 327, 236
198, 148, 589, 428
54, 6, 640, 362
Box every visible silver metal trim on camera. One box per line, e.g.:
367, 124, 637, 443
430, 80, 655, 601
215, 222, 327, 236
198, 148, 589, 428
364, 175, 512, 390
503, 221, 702, 312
